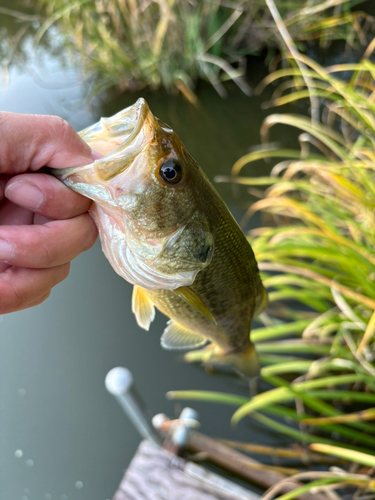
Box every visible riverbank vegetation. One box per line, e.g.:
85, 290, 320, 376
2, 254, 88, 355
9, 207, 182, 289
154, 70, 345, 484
169, 46, 375, 499
3, 1, 375, 497
40, 1, 375, 496
31, 0, 375, 98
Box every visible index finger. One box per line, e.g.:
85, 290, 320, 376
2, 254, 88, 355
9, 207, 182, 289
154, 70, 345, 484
5, 173, 93, 219
0, 112, 94, 175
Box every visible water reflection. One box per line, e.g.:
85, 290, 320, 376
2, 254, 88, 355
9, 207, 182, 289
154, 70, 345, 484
0, 0, 56, 83
0, 4, 294, 500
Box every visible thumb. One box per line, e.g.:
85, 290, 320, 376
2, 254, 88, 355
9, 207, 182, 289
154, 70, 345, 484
0, 112, 94, 174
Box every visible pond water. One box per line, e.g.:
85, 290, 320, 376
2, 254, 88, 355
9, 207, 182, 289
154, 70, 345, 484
0, 6, 297, 500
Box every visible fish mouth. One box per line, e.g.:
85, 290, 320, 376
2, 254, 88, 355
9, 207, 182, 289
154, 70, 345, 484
49, 98, 152, 181
116, 97, 150, 152
96, 97, 150, 158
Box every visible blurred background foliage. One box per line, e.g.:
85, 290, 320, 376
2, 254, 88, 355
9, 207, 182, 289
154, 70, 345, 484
169, 39, 375, 500
2, 0, 375, 498
33, 0, 374, 97
1, 0, 375, 98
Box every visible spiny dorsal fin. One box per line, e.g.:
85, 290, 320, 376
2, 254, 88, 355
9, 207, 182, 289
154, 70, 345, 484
161, 320, 207, 350
132, 285, 155, 331
173, 287, 216, 324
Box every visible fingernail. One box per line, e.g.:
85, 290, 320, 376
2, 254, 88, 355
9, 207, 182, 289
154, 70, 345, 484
0, 239, 14, 262
5, 181, 45, 210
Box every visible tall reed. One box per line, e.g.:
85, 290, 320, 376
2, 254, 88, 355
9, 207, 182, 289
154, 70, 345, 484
169, 51, 375, 499
32, 0, 372, 98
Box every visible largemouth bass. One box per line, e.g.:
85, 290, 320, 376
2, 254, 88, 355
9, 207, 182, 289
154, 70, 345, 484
52, 99, 267, 378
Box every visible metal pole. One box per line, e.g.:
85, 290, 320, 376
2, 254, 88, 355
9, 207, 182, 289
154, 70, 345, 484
105, 367, 161, 445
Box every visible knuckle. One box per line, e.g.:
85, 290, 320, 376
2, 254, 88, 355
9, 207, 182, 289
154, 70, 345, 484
31, 290, 51, 307
0, 278, 25, 314
83, 217, 98, 250
41, 290, 51, 303
27, 227, 56, 266
48, 115, 91, 162
40, 239, 53, 265
50, 115, 73, 140
59, 262, 70, 282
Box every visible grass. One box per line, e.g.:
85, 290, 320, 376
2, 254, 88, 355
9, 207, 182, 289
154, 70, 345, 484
3, 2, 375, 497
168, 45, 375, 499
30, 0, 374, 99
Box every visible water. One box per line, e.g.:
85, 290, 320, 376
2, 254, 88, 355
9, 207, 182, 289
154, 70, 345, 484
0, 6, 295, 500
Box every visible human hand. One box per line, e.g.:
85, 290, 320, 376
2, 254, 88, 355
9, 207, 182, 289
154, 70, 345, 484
0, 112, 98, 314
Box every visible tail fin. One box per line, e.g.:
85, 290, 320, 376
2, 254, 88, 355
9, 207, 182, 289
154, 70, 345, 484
185, 343, 260, 379
210, 343, 260, 379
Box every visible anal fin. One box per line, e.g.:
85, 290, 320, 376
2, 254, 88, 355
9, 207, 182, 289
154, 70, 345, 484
161, 320, 207, 350
132, 285, 155, 331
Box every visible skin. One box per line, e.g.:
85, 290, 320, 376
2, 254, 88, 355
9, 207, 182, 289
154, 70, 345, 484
0, 112, 98, 314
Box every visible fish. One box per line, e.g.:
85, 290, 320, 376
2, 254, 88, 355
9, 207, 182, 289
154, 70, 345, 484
51, 98, 267, 378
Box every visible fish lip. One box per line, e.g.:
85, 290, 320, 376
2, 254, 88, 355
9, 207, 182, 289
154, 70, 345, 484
120, 97, 149, 151
49, 98, 150, 180
96, 97, 150, 160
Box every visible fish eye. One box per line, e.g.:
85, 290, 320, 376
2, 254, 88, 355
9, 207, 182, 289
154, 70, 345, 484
159, 159, 182, 185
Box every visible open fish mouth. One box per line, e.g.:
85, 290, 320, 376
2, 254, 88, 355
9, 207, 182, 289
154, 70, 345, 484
80, 97, 150, 158
49, 98, 151, 181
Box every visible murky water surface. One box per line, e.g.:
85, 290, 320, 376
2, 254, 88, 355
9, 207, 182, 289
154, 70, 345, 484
0, 5, 296, 500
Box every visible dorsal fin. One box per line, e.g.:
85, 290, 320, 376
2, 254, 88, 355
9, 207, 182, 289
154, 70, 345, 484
161, 320, 207, 350
132, 285, 155, 331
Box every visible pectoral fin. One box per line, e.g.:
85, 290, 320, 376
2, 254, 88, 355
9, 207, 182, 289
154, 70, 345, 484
161, 320, 207, 350
173, 287, 216, 324
132, 285, 155, 331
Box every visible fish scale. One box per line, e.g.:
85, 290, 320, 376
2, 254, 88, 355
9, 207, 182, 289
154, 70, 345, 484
50, 98, 267, 378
